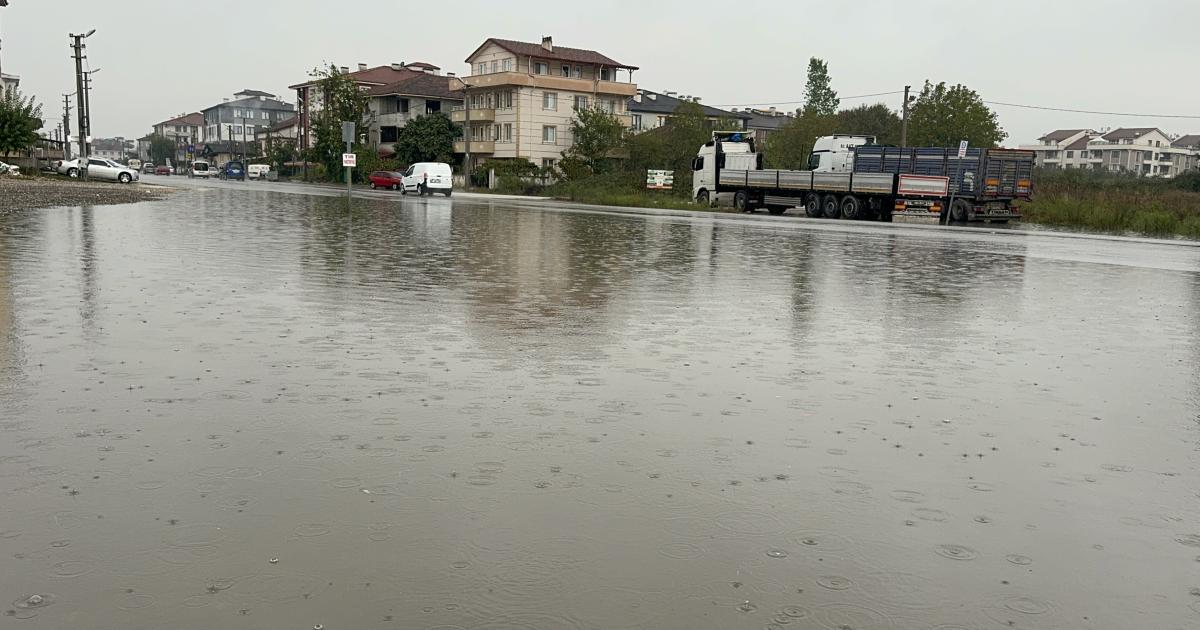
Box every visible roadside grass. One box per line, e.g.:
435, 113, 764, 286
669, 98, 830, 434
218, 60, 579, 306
1021, 170, 1200, 238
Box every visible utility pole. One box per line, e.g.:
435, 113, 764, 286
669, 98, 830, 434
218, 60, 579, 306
62, 94, 73, 160
83, 68, 100, 160
70, 32, 91, 178
900, 84, 911, 148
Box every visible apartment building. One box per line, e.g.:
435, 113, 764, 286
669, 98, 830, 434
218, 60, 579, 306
365, 72, 463, 155
253, 115, 299, 155
91, 137, 133, 162
1022, 127, 1199, 178
152, 112, 204, 166
735, 108, 794, 145
0, 71, 17, 97
626, 90, 748, 132
453, 36, 637, 170
291, 63, 437, 156
202, 90, 294, 149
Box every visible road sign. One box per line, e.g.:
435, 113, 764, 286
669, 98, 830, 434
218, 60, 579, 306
187, 145, 195, 153
646, 169, 674, 190
342, 153, 357, 167
957, 140, 969, 158
341, 121, 356, 144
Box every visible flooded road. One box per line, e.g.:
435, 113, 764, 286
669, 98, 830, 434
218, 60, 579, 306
1, 188, 1198, 629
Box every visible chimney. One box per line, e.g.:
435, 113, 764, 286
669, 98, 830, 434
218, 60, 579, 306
769, 106, 776, 114
446, 72, 456, 77
358, 63, 368, 71
541, 36, 553, 52
339, 66, 349, 74
390, 63, 402, 71
693, 96, 701, 103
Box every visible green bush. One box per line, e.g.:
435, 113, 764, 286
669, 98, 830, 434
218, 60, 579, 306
1023, 168, 1200, 237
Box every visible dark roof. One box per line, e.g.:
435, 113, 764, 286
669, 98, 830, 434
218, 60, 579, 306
366, 73, 463, 101
1102, 127, 1159, 141
1037, 129, 1087, 142
289, 65, 417, 90
234, 89, 276, 98
157, 112, 204, 127
742, 110, 793, 131
202, 95, 294, 114
267, 115, 298, 132
404, 61, 440, 70
627, 90, 749, 119
1172, 134, 1200, 148
1064, 136, 1092, 151
466, 38, 636, 70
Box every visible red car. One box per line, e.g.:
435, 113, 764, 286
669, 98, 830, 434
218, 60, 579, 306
368, 171, 403, 190
155, 165, 172, 176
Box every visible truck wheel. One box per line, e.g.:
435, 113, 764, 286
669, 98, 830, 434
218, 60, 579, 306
821, 194, 840, 219
734, 190, 750, 212
695, 189, 710, 206
804, 193, 822, 217
950, 199, 971, 223
840, 195, 862, 220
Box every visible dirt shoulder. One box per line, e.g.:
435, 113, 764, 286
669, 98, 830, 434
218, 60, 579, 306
0, 175, 173, 212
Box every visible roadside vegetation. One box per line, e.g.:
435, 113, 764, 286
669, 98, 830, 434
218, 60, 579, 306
1022, 169, 1200, 238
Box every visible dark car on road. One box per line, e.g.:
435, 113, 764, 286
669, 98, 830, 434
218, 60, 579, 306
368, 171, 404, 190
220, 160, 246, 181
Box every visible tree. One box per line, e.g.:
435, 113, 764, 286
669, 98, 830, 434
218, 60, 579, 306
764, 111, 838, 169
306, 64, 371, 180
627, 101, 715, 197
558, 107, 627, 180
802, 57, 839, 117
393, 113, 458, 166
148, 135, 176, 165
0, 86, 43, 154
837, 103, 902, 146
907, 80, 1006, 148
265, 137, 297, 171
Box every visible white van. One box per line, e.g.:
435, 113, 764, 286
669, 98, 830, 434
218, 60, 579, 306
401, 162, 452, 197
247, 164, 270, 180
189, 160, 211, 178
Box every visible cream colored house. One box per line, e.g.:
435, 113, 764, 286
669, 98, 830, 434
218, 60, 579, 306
1022, 127, 1199, 178
453, 37, 638, 170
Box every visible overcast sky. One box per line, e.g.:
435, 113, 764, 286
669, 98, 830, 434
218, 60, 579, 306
3, 0, 1197, 145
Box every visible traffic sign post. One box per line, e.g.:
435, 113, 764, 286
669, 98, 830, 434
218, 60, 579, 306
946, 140, 969, 224
341, 121, 356, 201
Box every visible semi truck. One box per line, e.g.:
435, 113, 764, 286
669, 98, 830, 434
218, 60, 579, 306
691, 132, 1035, 223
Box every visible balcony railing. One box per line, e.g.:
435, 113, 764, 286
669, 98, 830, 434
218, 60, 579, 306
453, 140, 495, 153
450, 108, 495, 123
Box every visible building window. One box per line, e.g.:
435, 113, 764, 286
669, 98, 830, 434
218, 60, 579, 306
426, 100, 441, 114
542, 125, 556, 144
534, 62, 549, 75
573, 66, 582, 78
600, 67, 612, 81
502, 58, 513, 72
598, 99, 616, 114
561, 64, 570, 77
262, 111, 269, 120
491, 60, 498, 73
542, 158, 557, 168
234, 125, 243, 135
399, 98, 410, 113
657, 115, 669, 127
1065, 151, 1073, 158
381, 126, 398, 143
502, 123, 512, 142
574, 95, 589, 110
542, 92, 557, 110
498, 91, 513, 109
631, 114, 642, 130
477, 62, 486, 75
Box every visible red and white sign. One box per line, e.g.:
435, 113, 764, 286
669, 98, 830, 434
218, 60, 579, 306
342, 153, 357, 167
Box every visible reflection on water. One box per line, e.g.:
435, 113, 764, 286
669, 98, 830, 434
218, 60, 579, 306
1, 189, 1199, 629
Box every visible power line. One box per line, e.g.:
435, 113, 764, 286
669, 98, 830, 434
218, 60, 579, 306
982, 100, 1200, 120
712, 90, 904, 108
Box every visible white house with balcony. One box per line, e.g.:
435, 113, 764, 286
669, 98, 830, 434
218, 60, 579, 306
1024, 127, 1199, 178
365, 72, 463, 156
1020, 129, 1099, 169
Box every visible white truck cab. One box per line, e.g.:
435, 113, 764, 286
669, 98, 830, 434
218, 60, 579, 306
806, 135, 876, 172
691, 131, 761, 205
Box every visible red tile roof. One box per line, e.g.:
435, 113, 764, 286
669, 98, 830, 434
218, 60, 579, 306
466, 38, 637, 70
365, 73, 464, 101
289, 65, 418, 90
157, 112, 204, 127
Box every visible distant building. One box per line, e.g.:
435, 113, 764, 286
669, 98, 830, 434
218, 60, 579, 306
253, 114, 300, 155
91, 137, 134, 162
201, 89, 295, 153
0, 72, 17, 97
455, 36, 637, 171
290, 63, 433, 158
735, 107, 794, 145
1022, 127, 1199, 177
365, 72, 463, 156
625, 90, 748, 132
152, 112, 204, 166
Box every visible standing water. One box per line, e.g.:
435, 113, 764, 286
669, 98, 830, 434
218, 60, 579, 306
1, 189, 1198, 628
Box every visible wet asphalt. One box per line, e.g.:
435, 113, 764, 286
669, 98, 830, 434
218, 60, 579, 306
1, 182, 1198, 629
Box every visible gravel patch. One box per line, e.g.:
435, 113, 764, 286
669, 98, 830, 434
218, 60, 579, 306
0, 175, 173, 212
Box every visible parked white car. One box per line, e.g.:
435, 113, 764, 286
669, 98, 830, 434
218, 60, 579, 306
57, 158, 140, 183
0, 160, 19, 176
189, 160, 212, 178
401, 162, 453, 197
247, 164, 270, 180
